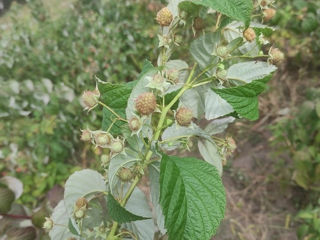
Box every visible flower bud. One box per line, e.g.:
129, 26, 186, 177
135, 92, 157, 115
156, 7, 173, 26
129, 116, 141, 132
80, 129, 91, 141
43, 217, 54, 231
176, 107, 193, 126
81, 88, 100, 111
74, 209, 85, 219
101, 154, 110, 168
110, 138, 124, 154
243, 28, 256, 42
0, 187, 15, 214
216, 69, 227, 81
263, 8, 276, 21
269, 48, 285, 65
118, 168, 134, 182
216, 46, 228, 58
93, 131, 112, 148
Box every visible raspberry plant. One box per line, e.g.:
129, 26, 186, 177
46, 0, 281, 239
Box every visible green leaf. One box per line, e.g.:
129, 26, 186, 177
160, 154, 226, 240
107, 192, 150, 223
181, 0, 253, 26
68, 219, 80, 236
99, 82, 136, 135
99, 60, 153, 135
212, 76, 271, 120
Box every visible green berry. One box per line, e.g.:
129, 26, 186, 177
156, 7, 173, 26
31, 208, 48, 228
110, 138, 124, 154
263, 8, 276, 21
216, 46, 228, 58
176, 107, 193, 126
93, 131, 112, 148
118, 168, 134, 182
74, 209, 85, 219
243, 28, 256, 42
80, 129, 91, 141
135, 92, 157, 115
81, 89, 100, 111
43, 217, 54, 231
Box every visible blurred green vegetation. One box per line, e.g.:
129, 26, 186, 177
0, 0, 158, 205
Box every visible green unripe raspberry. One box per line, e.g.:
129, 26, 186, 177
81, 89, 100, 111
269, 48, 285, 64
94, 131, 112, 148
216, 46, 228, 58
263, 8, 276, 21
243, 28, 256, 42
176, 107, 193, 126
110, 138, 124, 154
31, 208, 48, 228
118, 168, 134, 182
135, 92, 157, 115
216, 69, 227, 81
156, 7, 173, 26
0, 187, 15, 214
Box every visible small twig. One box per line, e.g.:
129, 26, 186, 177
0, 213, 32, 220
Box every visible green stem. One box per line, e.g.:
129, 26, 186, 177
98, 101, 127, 122
106, 65, 197, 240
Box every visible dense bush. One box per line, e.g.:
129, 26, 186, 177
0, 0, 157, 204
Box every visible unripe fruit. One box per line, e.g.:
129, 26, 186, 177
75, 197, 88, 210
101, 154, 110, 167
6, 227, 36, 240
243, 28, 256, 42
74, 209, 85, 219
156, 7, 173, 26
263, 8, 276, 21
31, 208, 48, 228
216, 69, 227, 81
80, 129, 91, 141
110, 138, 124, 154
135, 92, 157, 115
129, 117, 141, 132
81, 89, 100, 111
43, 217, 54, 231
93, 131, 112, 148
118, 168, 134, 182
269, 48, 285, 65
176, 107, 193, 126
216, 46, 228, 58
0, 187, 15, 213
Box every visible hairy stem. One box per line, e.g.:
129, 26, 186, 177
106, 65, 196, 240
98, 101, 127, 122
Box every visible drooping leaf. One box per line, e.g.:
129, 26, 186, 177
160, 154, 226, 240
107, 192, 150, 223
204, 117, 235, 135
212, 76, 271, 120
227, 61, 277, 84
180, 0, 253, 26
49, 201, 77, 240
122, 186, 155, 240
205, 89, 234, 120
64, 169, 107, 215
198, 139, 223, 175
190, 32, 220, 75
